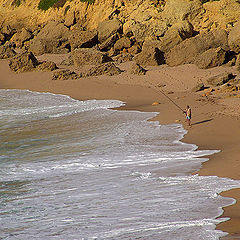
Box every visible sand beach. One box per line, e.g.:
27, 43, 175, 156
1, 55, 240, 238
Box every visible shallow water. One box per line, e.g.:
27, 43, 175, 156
0, 89, 240, 240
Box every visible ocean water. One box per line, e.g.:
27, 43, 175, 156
0, 89, 240, 240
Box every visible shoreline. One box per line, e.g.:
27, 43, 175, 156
1, 58, 240, 238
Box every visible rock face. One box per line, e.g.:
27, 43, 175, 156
134, 40, 164, 66
85, 62, 122, 76
165, 29, 229, 66
159, 21, 194, 53
29, 22, 69, 55
97, 19, 122, 44
9, 51, 39, 72
69, 28, 98, 50
0, 45, 16, 59
207, 73, 234, 86
130, 62, 147, 75
194, 48, 226, 69
52, 70, 79, 80
228, 21, 240, 54
72, 48, 110, 67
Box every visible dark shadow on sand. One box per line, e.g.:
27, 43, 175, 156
192, 119, 213, 126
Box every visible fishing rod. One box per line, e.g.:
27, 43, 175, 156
150, 83, 185, 113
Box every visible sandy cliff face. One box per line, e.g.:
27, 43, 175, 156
0, 0, 240, 32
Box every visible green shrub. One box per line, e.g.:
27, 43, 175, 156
80, 0, 94, 3
38, 0, 60, 10
38, 0, 94, 11
13, 0, 21, 7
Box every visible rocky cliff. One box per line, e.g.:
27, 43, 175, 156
1, 0, 240, 70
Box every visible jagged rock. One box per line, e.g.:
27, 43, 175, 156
114, 37, 131, 51
128, 44, 141, 55
9, 51, 39, 73
159, 21, 194, 53
10, 28, 33, 48
0, 32, 5, 45
85, 62, 122, 76
124, 1, 168, 42
113, 53, 133, 63
192, 82, 204, 92
165, 29, 229, 66
236, 54, 240, 67
99, 34, 119, 51
52, 70, 78, 80
0, 23, 15, 41
194, 48, 226, 69
29, 21, 69, 55
97, 19, 122, 43
64, 11, 76, 27
134, 40, 164, 66
228, 21, 240, 54
36, 61, 58, 71
69, 28, 97, 50
0, 45, 16, 59
130, 62, 147, 75
207, 73, 234, 86
72, 48, 110, 67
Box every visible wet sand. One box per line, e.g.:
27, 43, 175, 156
1, 56, 240, 238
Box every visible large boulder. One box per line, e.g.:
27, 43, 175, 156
134, 40, 164, 66
9, 51, 39, 72
0, 45, 16, 59
10, 28, 33, 48
160, 21, 194, 52
165, 29, 229, 66
162, 0, 203, 25
194, 48, 226, 69
29, 22, 69, 55
69, 28, 98, 50
36, 61, 58, 71
72, 48, 110, 67
228, 21, 240, 54
97, 19, 122, 44
130, 20, 168, 43
207, 72, 234, 86
85, 62, 122, 76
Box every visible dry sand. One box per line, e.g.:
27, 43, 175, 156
1, 56, 240, 239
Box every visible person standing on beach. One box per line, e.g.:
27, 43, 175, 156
184, 105, 192, 127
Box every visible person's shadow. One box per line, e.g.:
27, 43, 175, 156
192, 119, 213, 126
